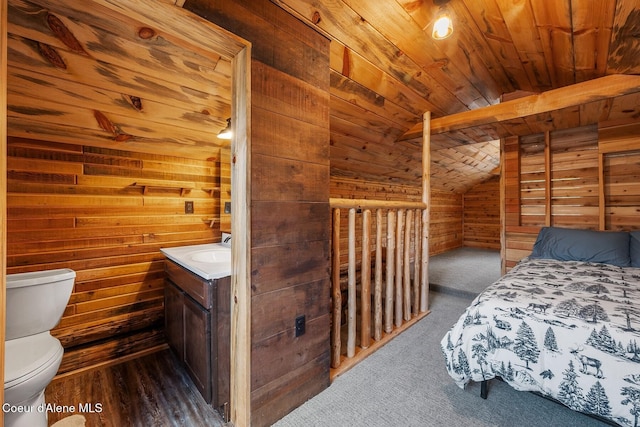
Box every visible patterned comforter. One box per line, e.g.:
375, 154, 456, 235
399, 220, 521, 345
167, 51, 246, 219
441, 257, 640, 426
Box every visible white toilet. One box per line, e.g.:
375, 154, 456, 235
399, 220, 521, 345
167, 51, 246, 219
4, 268, 76, 427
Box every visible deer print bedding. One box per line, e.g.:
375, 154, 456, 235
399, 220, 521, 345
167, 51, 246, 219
441, 257, 640, 426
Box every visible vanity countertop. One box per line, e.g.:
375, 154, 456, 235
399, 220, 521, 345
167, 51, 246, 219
160, 243, 230, 280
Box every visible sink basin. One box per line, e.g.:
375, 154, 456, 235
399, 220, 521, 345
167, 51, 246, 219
190, 250, 231, 264
160, 243, 231, 280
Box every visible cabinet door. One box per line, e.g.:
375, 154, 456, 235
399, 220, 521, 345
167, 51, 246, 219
183, 294, 212, 402
164, 280, 184, 358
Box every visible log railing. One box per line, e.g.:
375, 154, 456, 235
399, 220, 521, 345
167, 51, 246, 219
330, 198, 430, 374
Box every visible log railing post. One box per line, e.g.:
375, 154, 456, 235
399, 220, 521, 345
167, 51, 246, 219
347, 208, 356, 358
413, 209, 421, 316
329, 199, 430, 372
403, 209, 413, 321
360, 209, 371, 349
394, 209, 404, 327
385, 210, 396, 333
374, 209, 383, 341
331, 208, 341, 368
420, 112, 431, 312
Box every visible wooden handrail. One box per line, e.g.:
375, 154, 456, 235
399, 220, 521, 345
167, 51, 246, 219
330, 111, 431, 376
330, 198, 426, 210
330, 205, 429, 374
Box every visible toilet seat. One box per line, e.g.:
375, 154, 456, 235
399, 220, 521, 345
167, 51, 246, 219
5, 333, 63, 389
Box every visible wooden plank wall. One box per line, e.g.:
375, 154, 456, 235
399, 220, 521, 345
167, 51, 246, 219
463, 176, 500, 249
601, 122, 640, 231
330, 177, 463, 260
429, 189, 463, 254
605, 150, 640, 230
6, 137, 221, 373
220, 144, 231, 233
184, 1, 332, 425
503, 122, 640, 269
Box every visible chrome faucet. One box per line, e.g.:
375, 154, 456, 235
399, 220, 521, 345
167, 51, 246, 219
221, 232, 231, 247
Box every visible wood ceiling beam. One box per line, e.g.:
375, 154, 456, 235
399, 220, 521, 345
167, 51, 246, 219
400, 74, 640, 140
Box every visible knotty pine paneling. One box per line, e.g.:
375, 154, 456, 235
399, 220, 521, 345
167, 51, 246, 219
602, 123, 640, 231
463, 176, 500, 249
430, 189, 463, 254
505, 126, 600, 268
605, 150, 640, 230
504, 122, 640, 270
7, 0, 237, 162
6, 137, 222, 373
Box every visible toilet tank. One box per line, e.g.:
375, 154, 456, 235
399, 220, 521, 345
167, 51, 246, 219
6, 269, 76, 341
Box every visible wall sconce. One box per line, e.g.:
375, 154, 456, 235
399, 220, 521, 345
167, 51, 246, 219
431, 0, 453, 40
217, 118, 232, 140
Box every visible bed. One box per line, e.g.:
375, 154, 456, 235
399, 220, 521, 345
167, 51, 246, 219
441, 227, 640, 426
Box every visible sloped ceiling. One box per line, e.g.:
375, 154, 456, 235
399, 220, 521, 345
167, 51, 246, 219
10, 0, 636, 194
273, 0, 640, 193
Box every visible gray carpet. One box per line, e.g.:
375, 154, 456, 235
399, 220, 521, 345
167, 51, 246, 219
429, 247, 502, 297
274, 248, 608, 427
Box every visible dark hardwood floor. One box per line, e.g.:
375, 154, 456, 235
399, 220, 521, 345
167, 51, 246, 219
45, 349, 226, 426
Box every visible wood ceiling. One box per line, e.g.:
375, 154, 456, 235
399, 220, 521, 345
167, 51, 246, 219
7, 0, 238, 158
7, 0, 640, 194
272, 0, 640, 192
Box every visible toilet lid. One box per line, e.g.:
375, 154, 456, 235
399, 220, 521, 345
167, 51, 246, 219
4, 333, 63, 387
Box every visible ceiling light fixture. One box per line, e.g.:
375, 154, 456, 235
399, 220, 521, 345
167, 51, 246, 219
431, 0, 453, 40
217, 118, 232, 140
432, 14, 453, 40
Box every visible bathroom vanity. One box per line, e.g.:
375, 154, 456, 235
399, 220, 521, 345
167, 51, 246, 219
161, 244, 231, 420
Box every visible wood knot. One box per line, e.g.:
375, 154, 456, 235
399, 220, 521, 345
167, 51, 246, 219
128, 95, 143, 111
138, 27, 156, 39
47, 13, 87, 56
37, 42, 66, 69
94, 110, 132, 141
312, 11, 322, 24
115, 133, 133, 142
94, 110, 117, 135
342, 48, 350, 76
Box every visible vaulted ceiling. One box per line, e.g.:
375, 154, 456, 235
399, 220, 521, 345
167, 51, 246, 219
11, 0, 637, 194
272, 0, 640, 192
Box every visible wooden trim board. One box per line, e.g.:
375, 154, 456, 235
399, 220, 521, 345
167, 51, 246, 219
402, 74, 640, 139
1, 0, 7, 420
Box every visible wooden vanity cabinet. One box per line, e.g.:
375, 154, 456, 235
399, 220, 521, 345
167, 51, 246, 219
164, 259, 231, 420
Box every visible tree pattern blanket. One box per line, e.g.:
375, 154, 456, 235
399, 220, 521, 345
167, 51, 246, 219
441, 257, 640, 426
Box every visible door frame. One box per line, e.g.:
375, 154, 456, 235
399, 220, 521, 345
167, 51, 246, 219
0, 1, 253, 424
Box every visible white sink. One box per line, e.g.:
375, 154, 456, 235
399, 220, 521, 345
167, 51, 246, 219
190, 250, 231, 264
160, 243, 231, 280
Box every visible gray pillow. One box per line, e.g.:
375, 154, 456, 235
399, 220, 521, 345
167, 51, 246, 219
630, 231, 640, 267
530, 227, 630, 267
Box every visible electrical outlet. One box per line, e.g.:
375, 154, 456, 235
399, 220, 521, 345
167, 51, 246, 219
224, 201, 231, 214
185, 201, 194, 214
295, 315, 306, 337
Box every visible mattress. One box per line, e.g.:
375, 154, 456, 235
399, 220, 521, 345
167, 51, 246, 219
441, 257, 640, 426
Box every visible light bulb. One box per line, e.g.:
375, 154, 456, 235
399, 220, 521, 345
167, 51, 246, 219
432, 15, 453, 40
